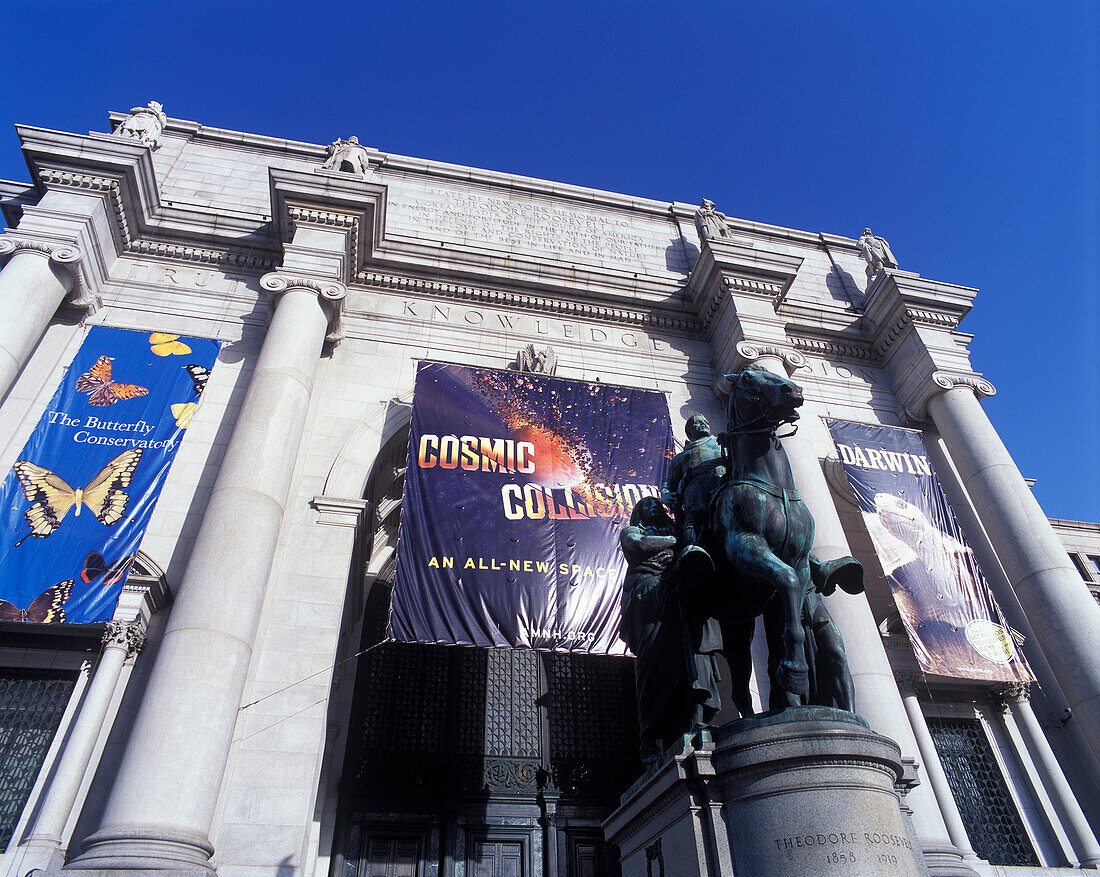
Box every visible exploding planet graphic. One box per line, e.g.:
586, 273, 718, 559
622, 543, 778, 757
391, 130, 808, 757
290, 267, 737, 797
515, 423, 585, 489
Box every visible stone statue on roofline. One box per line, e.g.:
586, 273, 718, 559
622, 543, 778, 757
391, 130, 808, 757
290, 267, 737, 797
857, 227, 898, 280
116, 101, 167, 150
321, 136, 372, 176
694, 198, 733, 243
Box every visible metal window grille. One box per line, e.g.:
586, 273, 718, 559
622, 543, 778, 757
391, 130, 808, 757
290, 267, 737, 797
0, 668, 78, 849
926, 716, 1039, 866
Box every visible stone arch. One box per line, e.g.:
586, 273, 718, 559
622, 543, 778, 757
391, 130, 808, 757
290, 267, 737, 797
322, 391, 414, 500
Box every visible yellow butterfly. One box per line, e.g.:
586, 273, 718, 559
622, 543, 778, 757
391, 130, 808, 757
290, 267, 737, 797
150, 333, 191, 356
171, 401, 198, 428
12, 448, 143, 547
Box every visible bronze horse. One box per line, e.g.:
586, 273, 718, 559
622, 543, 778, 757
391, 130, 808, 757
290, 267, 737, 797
684, 364, 862, 712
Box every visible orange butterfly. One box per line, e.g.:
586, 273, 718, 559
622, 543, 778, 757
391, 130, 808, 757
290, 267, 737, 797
76, 356, 149, 406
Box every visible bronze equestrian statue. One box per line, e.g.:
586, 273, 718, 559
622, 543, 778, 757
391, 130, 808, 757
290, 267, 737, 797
703, 363, 862, 710
621, 365, 863, 751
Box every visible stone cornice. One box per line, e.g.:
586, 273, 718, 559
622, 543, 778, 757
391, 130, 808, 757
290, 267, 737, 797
127, 239, 276, 271
687, 238, 804, 335
260, 272, 347, 344
862, 269, 975, 351
357, 270, 698, 334
18, 126, 160, 248
269, 167, 387, 285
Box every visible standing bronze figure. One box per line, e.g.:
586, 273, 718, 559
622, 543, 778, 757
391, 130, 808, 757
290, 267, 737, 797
620, 497, 721, 764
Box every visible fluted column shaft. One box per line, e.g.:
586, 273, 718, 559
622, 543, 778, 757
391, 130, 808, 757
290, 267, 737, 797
0, 246, 76, 403
927, 386, 1100, 761
19, 623, 144, 869
72, 283, 333, 871
750, 353, 966, 867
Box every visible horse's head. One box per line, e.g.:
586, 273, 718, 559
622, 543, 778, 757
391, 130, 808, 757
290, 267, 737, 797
726, 364, 804, 433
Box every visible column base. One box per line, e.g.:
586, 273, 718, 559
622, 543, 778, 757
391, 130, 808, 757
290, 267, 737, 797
916, 841, 982, 877
64, 828, 215, 874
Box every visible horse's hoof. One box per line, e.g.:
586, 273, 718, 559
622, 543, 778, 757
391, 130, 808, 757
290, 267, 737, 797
777, 659, 809, 698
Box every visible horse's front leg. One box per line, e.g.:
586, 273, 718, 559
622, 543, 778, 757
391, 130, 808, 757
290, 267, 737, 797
727, 533, 810, 706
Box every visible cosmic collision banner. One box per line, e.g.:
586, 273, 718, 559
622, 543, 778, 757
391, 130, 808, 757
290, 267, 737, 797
0, 326, 220, 625
826, 419, 1033, 683
387, 361, 674, 654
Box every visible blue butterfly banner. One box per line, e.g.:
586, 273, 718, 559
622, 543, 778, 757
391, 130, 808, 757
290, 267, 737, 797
0, 326, 220, 624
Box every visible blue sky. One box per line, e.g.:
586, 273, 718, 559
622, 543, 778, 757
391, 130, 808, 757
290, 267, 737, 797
2, 1, 1097, 520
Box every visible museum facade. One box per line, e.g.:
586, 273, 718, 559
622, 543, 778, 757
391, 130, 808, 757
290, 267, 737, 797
0, 104, 1098, 877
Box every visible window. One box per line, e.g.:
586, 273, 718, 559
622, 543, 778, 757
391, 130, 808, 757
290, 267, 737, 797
0, 668, 78, 849
926, 717, 1038, 866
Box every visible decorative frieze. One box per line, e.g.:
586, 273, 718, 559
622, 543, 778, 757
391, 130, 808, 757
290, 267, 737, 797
128, 239, 274, 271
790, 334, 879, 364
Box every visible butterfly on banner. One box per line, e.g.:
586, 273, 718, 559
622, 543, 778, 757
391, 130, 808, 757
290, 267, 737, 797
184, 364, 210, 396
81, 550, 136, 585
0, 579, 74, 623
150, 333, 191, 356
170, 402, 198, 428
12, 448, 143, 547
75, 356, 149, 407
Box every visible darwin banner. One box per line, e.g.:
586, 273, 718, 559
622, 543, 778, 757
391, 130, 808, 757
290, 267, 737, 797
826, 419, 1033, 682
388, 361, 674, 654
0, 327, 220, 625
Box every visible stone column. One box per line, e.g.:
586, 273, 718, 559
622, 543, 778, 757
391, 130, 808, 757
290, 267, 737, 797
992, 685, 1100, 869
0, 239, 85, 403
924, 379, 1100, 762
17, 623, 145, 873
71, 275, 345, 872
897, 679, 977, 860
736, 342, 978, 876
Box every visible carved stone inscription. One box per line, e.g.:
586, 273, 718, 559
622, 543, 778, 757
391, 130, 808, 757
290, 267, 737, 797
395, 299, 673, 352
772, 828, 917, 873
400, 188, 669, 263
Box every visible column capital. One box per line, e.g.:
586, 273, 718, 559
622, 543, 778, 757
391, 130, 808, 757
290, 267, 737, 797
894, 671, 929, 697
986, 682, 1031, 714
260, 272, 347, 345
0, 236, 98, 311
904, 370, 997, 422
734, 339, 807, 374
712, 340, 807, 397
102, 620, 146, 659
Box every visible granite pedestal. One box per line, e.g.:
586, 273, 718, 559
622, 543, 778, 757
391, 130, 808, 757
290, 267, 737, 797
604, 707, 930, 877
